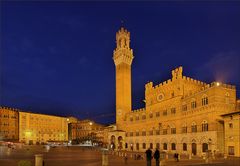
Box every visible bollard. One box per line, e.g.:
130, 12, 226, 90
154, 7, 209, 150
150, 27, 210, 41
224, 153, 227, 159
205, 158, 209, 163
165, 153, 168, 160
189, 153, 192, 160
102, 149, 108, 166
35, 154, 43, 166
160, 159, 166, 166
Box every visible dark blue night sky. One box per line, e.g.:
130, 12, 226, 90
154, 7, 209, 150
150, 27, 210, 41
1, 1, 240, 124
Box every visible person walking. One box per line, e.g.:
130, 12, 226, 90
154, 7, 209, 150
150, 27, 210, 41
153, 148, 160, 166
145, 148, 152, 166
176, 153, 179, 162
174, 153, 177, 161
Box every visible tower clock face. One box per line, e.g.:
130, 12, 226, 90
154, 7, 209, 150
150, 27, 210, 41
157, 93, 164, 101
117, 109, 122, 115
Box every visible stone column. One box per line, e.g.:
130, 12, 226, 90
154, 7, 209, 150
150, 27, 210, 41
35, 154, 43, 166
197, 144, 202, 156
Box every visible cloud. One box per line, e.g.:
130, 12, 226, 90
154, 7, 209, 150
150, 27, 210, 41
197, 51, 240, 83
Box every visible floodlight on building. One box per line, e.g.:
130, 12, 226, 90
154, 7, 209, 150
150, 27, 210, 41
25, 131, 31, 136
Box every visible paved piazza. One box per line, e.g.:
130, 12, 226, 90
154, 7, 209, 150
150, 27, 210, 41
1, 145, 240, 166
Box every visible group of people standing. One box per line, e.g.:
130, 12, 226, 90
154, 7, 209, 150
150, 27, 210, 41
145, 148, 180, 166
145, 148, 160, 166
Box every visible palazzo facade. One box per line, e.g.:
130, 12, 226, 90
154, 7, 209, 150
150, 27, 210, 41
109, 27, 240, 157
19, 112, 68, 144
0, 107, 19, 141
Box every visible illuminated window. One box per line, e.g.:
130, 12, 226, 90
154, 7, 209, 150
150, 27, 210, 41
202, 95, 208, 106
171, 108, 176, 114
150, 143, 153, 149
202, 143, 208, 152
182, 126, 187, 133
142, 115, 146, 120
171, 128, 176, 134
163, 143, 167, 150
225, 93, 230, 104
228, 146, 235, 155
149, 130, 153, 135
182, 104, 187, 111
149, 113, 153, 118
142, 143, 146, 149
202, 121, 208, 132
163, 110, 167, 116
191, 100, 197, 109
163, 129, 167, 135
136, 143, 139, 150
171, 143, 176, 150
191, 122, 197, 132
183, 143, 187, 151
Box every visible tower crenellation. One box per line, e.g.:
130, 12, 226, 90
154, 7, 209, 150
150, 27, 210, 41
116, 27, 130, 49
113, 27, 133, 66
172, 66, 183, 80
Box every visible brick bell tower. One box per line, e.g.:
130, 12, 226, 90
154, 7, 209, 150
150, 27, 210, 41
113, 27, 134, 129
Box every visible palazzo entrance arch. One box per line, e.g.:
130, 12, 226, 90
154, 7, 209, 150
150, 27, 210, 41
110, 135, 116, 150
108, 130, 126, 151
192, 143, 197, 155
118, 136, 123, 150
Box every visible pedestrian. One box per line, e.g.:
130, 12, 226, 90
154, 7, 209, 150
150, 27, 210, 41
174, 153, 177, 161
134, 153, 137, 160
124, 152, 128, 164
176, 153, 179, 162
145, 148, 152, 166
153, 148, 160, 166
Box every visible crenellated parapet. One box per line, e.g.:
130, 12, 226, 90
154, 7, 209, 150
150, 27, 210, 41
182, 81, 236, 99
145, 82, 153, 92
0, 106, 21, 112
113, 49, 133, 66
132, 108, 146, 112
146, 67, 207, 92
151, 79, 173, 91
182, 76, 207, 86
